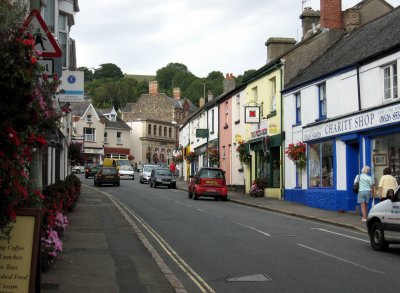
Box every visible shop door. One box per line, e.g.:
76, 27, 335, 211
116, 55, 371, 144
346, 141, 360, 192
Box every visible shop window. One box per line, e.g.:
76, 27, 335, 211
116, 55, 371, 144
309, 141, 333, 188
261, 146, 280, 188
296, 166, 302, 188
383, 63, 398, 100
373, 134, 400, 186
295, 92, 301, 124
318, 83, 327, 119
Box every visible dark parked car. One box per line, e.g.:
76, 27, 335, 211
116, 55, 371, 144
149, 168, 176, 188
85, 163, 100, 178
94, 167, 120, 187
188, 167, 228, 201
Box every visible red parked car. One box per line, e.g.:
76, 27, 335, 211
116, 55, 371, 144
188, 167, 228, 201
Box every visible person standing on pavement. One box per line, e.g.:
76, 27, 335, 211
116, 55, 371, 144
170, 161, 176, 174
355, 166, 374, 222
377, 167, 398, 201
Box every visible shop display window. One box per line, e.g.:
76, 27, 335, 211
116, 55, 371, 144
308, 141, 333, 188
372, 134, 400, 185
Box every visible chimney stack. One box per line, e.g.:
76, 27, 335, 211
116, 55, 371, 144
223, 73, 235, 93
265, 37, 296, 62
207, 90, 213, 102
173, 87, 181, 100
199, 97, 205, 108
320, 0, 343, 29
149, 81, 158, 95
300, 7, 320, 39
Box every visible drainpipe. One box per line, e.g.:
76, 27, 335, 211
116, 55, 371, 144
357, 63, 361, 112
280, 65, 285, 200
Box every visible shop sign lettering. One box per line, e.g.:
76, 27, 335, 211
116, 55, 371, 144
251, 128, 267, 138
303, 104, 400, 141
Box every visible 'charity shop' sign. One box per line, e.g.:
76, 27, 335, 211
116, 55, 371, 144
303, 103, 400, 141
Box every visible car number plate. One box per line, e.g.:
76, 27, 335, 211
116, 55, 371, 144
207, 189, 216, 193
205, 180, 217, 185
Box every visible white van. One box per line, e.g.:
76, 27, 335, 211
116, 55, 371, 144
367, 189, 400, 251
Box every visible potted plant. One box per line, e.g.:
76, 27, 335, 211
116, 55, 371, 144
250, 177, 268, 197
207, 147, 219, 167
173, 154, 183, 163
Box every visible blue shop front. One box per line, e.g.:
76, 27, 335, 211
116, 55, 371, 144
286, 103, 400, 211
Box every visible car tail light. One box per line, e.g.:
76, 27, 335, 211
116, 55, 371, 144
98, 172, 102, 177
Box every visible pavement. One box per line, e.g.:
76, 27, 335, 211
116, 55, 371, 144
41, 177, 369, 292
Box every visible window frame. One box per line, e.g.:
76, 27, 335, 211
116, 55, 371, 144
270, 77, 277, 112
84, 128, 95, 142
383, 63, 398, 101
117, 132, 122, 144
295, 92, 301, 124
318, 83, 327, 119
104, 132, 108, 144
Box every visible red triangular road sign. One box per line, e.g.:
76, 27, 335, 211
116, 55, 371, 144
23, 9, 62, 58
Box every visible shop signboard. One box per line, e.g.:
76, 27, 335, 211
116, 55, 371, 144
303, 103, 400, 141
196, 129, 209, 138
0, 209, 41, 293
245, 106, 260, 123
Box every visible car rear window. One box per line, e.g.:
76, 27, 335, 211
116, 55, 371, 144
102, 168, 117, 175
199, 170, 224, 179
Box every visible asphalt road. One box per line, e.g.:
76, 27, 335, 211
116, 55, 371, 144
81, 174, 400, 293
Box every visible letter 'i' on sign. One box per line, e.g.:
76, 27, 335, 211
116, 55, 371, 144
23, 9, 62, 58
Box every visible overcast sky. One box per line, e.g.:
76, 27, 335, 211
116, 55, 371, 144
71, 0, 400, 78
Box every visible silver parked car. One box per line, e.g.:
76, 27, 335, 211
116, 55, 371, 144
139, 164, 158, 184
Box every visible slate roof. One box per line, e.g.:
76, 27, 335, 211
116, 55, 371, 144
96, 109, 131, 130
284, 6, 400, 92
70, 102, 90, 116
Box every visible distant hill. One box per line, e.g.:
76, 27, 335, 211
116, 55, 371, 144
124, 74, 155, 82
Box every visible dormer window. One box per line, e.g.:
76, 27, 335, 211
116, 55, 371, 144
111, 114, 116, 122
87, 114, 92, 123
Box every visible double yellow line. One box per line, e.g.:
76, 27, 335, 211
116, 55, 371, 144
94, 186, 215, 293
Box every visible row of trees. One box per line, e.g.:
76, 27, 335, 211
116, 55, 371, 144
81, 62, 256, 110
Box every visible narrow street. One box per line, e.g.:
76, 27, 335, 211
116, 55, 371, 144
44, 175, 400, 293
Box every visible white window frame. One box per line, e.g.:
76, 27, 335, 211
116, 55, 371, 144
318, 83, 327, 119
84, 128, 95, 142
236, 94, 240, 121
295, 92, 301, 124
104, 132, 108, 144
58, 13, 68, 67
117, 132, 122, 144
270, 77, 277, 112
383, 63, 398, 101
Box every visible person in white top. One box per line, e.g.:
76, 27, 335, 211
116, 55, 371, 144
377, 167, 398, 201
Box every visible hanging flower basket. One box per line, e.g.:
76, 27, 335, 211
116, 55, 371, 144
173, 154, 183, 163
237, 141, 251, 165
185, 152, 196, 163
285, 141, 307, 170
207, 147, 219, 167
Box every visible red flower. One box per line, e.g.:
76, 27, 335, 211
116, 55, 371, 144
36, 135, 47, 145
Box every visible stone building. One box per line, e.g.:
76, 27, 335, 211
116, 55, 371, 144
122, 81, 197, 165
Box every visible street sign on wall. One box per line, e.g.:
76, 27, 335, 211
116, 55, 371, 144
245, 106, 260, 123
59, 71, 84, 102
196, 129, 209, 138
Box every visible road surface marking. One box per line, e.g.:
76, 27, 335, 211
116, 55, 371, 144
99, 189, 215, 293
235, 222, 271, 237
311, 228, 369, 243
297, 244, 384, 274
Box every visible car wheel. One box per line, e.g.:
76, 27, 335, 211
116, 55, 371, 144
150, 181, 153, 187
132, 176, 134, 180
117, 182, 120, 187
85, 175, 88, 179
94, 180, 97, 186
370, 222, 389, 251
188, 188, 193, 199
193, 190, 198, 200
154, 182, 157, 188
172, 184, 176, 189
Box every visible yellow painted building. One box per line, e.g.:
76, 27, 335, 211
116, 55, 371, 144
243, 60, 284, 199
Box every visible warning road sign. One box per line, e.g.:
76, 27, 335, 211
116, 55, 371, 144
23, 9, 62, 58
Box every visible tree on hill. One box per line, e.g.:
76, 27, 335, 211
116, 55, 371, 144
93, 63, 124, 80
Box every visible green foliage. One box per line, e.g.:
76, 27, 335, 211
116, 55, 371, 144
93, 63, 124, 79
84, 61, 254, 109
